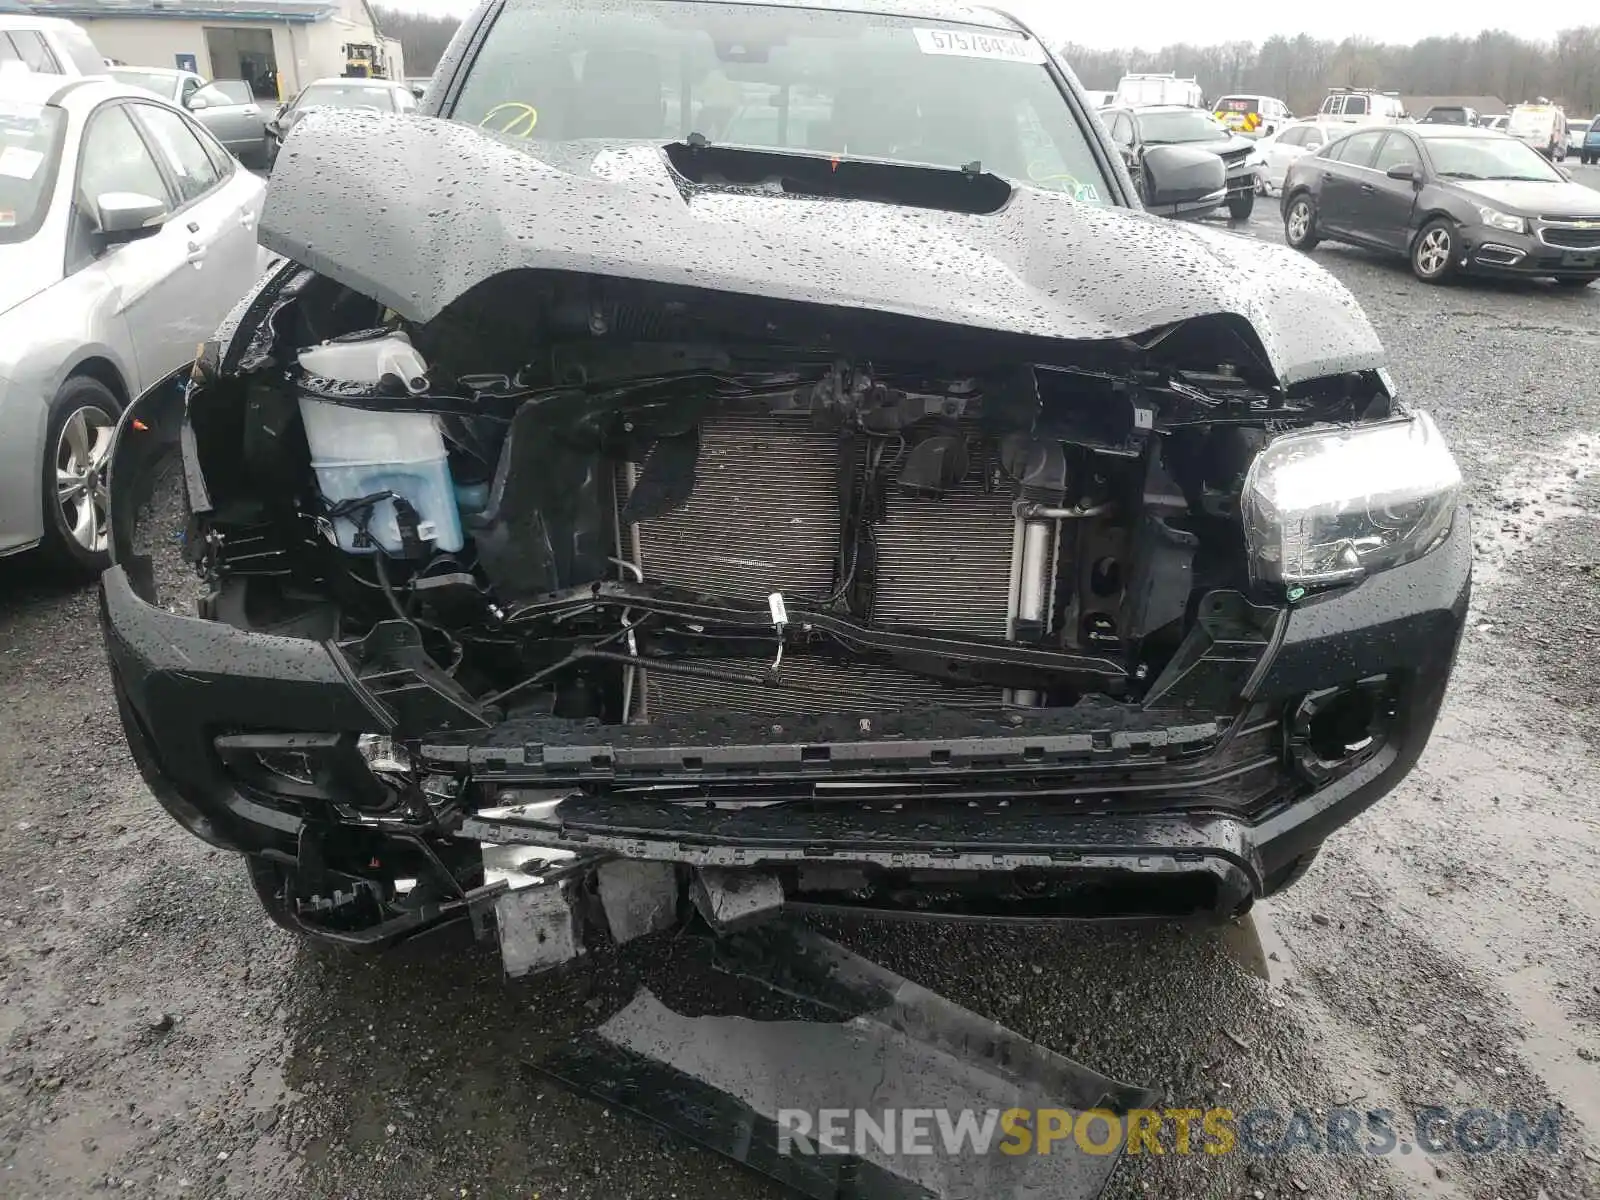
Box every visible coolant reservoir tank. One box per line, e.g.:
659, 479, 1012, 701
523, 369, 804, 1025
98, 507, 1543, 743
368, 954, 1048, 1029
297, 330, 429, 389
296, 331, 463, 555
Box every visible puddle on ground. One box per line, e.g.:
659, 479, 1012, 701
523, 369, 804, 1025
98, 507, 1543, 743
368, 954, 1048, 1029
1469, 432, 1596, 600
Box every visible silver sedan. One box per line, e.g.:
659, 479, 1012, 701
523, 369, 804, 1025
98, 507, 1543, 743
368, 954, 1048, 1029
0, 74, 270, 575
109, 66, 272, 167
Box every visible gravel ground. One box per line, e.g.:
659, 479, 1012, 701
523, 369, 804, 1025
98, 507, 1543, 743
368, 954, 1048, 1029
3, 173, 1600, 1200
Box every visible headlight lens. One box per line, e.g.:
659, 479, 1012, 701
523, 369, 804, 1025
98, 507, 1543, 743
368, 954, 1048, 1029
1241, 413, 1461, 588
1475, 204, 1526, 233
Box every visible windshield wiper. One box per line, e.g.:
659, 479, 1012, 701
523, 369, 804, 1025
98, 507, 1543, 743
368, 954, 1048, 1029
1438, 171, 1483, 179
1482, 174, 1552, 181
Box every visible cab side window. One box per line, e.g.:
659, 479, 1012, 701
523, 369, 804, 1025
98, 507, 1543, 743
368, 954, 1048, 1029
1110, 113, 1134, 147
1345, 96, 1369, 116
78, 104, 171, 209
1372, 133, 1418, 173
1338, 130, 1385, 167
132, 103, 222, 206
70, 103, 174, 273
6, 30, 63, 74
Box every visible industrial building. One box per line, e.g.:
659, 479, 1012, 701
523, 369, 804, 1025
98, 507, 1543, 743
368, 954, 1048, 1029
24, 0, 402, 97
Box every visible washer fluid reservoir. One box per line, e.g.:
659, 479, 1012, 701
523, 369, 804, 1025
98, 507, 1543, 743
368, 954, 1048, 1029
296, 331, 463, 555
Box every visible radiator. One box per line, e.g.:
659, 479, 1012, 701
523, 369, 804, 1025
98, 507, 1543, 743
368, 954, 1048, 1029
627, 412, 1026, 717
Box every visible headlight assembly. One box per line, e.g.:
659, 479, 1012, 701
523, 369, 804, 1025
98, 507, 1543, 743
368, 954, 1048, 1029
1241, 413, 1461, 589
1475, 205, 1526, 234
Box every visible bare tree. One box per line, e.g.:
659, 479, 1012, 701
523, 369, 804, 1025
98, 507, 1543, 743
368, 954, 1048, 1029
1061, 28, 1600, 115
373, 6, 461, 77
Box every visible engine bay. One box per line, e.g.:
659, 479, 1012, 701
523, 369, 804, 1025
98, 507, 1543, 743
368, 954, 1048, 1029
181, 266, 1396, 735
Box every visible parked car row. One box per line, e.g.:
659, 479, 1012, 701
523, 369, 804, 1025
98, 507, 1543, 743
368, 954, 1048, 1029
4, 10, 426, 175
110, 67, 272, 166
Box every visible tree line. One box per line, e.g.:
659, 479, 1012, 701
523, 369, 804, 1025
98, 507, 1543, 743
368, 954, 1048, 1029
374, 6, 460, 76
1063, 28, 1600, 116
373, 9, 1600, 118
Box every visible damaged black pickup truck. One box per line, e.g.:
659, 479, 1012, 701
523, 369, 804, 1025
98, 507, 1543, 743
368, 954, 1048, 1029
101, 0, 1469, 968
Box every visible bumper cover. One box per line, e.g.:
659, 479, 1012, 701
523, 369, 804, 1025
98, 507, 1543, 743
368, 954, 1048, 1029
102, 498, 1470, 918
1458, 225, 1600, 277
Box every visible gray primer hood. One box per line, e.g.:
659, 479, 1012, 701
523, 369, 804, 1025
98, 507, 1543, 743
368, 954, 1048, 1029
259, 111, 1385, 386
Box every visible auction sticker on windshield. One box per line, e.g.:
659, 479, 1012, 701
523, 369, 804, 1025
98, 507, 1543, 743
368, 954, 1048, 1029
913, 28, 1046, 64
0, 145, 43, 180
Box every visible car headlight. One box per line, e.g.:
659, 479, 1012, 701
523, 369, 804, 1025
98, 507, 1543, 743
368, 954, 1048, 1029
1245, 150, 1267, 167
1475, 204, 1526, 233
1241, 413, 1461, 589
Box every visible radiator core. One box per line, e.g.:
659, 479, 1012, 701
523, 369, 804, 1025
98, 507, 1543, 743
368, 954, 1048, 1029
627, 412, 1026, 717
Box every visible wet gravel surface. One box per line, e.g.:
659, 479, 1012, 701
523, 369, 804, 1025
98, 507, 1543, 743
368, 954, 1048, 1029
4, 173, 1600, 1200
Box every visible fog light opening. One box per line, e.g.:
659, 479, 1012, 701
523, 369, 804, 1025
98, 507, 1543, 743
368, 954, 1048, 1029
1307, 690, 1376, 761
1291, 677, 1393, 782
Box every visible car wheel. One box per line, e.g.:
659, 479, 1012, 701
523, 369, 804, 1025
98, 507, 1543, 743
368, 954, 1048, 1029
40, 376, 120, 578
1284, 193, 1319, 250
1227, 190, 1255, 221
1411, 218, 1458, 284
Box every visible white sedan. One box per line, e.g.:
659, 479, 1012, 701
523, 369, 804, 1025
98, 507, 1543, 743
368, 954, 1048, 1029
1252, 120, 1335, 196
0, 74, 269, 574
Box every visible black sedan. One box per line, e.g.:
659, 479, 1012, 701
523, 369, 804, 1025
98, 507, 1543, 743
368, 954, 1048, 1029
1281, 123, 1600, 288
1103, 104, 1262, 220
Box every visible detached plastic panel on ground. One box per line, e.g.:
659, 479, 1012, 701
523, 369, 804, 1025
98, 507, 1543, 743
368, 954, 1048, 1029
534, 923, 1158, 1200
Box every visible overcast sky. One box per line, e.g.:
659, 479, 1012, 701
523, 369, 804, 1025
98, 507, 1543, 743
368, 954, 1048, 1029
378, 0, 1575, 50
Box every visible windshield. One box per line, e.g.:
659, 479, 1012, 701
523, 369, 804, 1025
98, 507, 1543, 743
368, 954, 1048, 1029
0, 99, 66, 245
450, 0, 1111, 202
1427, 136, 1565, 181
1135, 109, 1225, 144
294, 83, 397, 113
110, 68, 179, 101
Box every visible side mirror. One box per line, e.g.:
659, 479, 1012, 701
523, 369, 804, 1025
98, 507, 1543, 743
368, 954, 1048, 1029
410, 84, 425, 100
1138, 143, 1227, 217
186, 94, 208, 110
95, 191, 168, 244
1385, 163, 1417, 181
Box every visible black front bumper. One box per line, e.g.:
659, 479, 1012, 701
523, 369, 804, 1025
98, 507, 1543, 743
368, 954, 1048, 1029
102, 502, 1472, 924
1458, 224, 1600, 278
